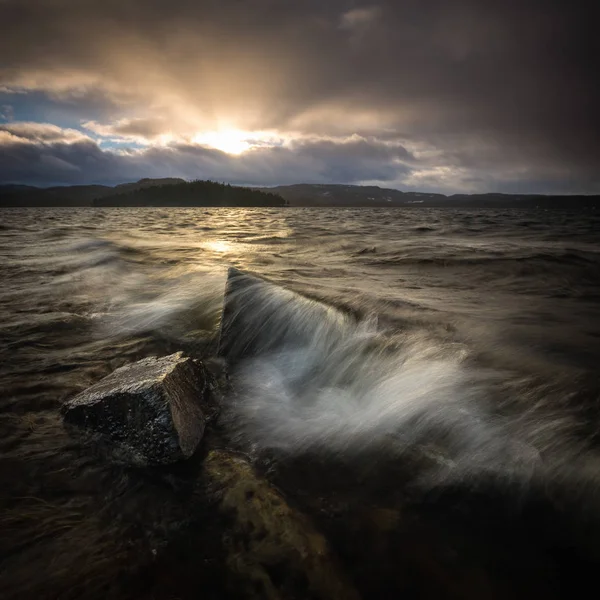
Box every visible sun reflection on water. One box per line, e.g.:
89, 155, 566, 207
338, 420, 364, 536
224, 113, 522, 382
204, 240, 232, 253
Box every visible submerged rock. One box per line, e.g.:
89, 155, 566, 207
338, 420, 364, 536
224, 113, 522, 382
62, 352, 212, 466
203, 449, 361, 600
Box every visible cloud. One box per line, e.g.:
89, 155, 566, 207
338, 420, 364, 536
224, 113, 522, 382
0, 122, 91, 143
82, 117, 172, 144
1, 121, 597, 194
0, 123, 415, 187
0, 0, 597, 192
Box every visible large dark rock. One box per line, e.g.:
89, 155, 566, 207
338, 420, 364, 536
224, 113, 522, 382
62, 352, 212, 466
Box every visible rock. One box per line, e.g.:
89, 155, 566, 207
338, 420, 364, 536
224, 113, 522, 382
62, 352, 212, 466
218, 267, 352, 366
203, 449, 361, 600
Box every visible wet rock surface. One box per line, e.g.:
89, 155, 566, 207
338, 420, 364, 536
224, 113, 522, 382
61, 352, 213, 466
202, 449, 361, 600
8, 265, 598, 599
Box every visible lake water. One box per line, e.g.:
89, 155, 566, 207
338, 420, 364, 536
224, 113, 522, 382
1, 207, 600, 599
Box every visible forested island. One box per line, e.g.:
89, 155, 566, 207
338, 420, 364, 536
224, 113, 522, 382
94, 180, 285, 207
0, 179, 286, 207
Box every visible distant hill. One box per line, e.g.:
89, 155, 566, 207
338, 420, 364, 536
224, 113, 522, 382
254, 184, 440, 207
1, 179, 597, 208
256, 184, 599, 209
94, 180, 285, 207
0, 184, 113, 207
0, 178, 284, 207
112, 178, 186, 194
0, 178, 183, 207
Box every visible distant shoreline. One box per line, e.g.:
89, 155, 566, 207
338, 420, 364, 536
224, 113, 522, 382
1, 178, 598, 209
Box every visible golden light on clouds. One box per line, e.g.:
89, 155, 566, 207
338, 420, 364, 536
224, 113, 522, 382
0, 0, 597, 193
191, 129, 286, 155
192, 129, 252, 155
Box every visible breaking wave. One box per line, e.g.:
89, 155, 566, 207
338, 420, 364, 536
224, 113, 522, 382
221, 271, 548, 486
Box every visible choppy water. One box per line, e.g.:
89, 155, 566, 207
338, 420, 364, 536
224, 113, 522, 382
1, 207, 600, 599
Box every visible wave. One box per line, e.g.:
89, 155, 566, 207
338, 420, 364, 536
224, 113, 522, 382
220, 271, 547, 486
361, 250, 600, 269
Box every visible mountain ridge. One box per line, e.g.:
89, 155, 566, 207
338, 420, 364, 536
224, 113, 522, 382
0, 179, 597, 208
255, 184, 599, 209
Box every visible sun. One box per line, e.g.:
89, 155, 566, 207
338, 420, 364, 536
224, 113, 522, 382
192, 129, 252, 155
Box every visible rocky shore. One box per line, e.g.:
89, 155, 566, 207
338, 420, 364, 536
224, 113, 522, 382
47, 268, 599, 600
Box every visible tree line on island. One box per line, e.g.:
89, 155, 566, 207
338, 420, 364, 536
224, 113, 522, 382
94, 180, 286, 207
0, 178, 286, 207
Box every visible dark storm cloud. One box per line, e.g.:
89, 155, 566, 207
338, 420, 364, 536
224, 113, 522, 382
0, 132, 416, 188
0, 0, 598, 192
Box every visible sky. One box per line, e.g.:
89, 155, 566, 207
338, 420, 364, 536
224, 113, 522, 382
0, 0, 597, 194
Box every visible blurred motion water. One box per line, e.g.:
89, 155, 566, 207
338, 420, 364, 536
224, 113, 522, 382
1, 207, 600, 599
